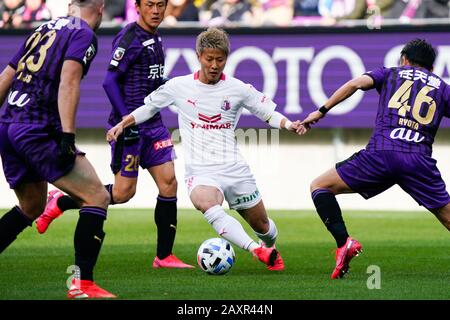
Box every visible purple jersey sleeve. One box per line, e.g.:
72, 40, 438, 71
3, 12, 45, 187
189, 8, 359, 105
64, 28, 97, 76
364, 67, 389, 92
444, 84, 450, 118
8, 39, 27, 70
108, 41, 141, 74
103, 70, 129, 117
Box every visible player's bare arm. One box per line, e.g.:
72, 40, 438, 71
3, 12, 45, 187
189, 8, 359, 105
299, 75, 375, 133
0, 66, 16, 107
58, 60, 84, 134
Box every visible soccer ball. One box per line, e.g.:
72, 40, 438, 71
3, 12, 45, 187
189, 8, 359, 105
197, 238, 235, 275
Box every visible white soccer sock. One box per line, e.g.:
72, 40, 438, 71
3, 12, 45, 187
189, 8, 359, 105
203, 205, 256, 251
254, 218, 278, 248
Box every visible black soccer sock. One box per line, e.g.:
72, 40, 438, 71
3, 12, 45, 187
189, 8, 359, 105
105, 184, 116, 205
0, 206, 33, 254
74, 207, 107, 281
312, 189, 349, 248
154, 195, 178, 259
57, 196, 79, 212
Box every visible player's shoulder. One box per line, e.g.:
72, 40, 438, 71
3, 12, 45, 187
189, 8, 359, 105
166, 74, 194, 88
113, 23, 140, 49
224, 75, 259, 97
223, 75, 250, 90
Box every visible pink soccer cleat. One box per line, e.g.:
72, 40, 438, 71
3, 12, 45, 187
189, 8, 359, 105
67, 280, 116, 299
267, 250, 285, 271
331, 237, 363, 279
152, 254, 195, 269
252, 245, 284, 271
36, 190, 64, 234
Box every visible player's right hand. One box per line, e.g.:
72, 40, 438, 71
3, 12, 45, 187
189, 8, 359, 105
299, 110, 324, 133
57, 132, 76, 167
107, 125, 124, 142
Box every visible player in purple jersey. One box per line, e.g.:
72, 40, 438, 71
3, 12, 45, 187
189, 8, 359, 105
36, 0, 193, 269
0, 0, 116, 299
299, 39, 450, 279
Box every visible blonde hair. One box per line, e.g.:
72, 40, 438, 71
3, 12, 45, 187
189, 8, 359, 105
196, 27, 230, 56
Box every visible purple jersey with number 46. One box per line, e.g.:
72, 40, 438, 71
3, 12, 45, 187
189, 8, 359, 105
364, 66, 450, 156
0, 17, 97, 127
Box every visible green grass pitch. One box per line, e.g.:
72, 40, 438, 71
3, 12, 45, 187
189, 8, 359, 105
0, 208, 448, 300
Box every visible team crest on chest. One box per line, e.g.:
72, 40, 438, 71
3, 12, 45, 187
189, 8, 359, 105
113, 47, 125, 61
221, 97, 231, 111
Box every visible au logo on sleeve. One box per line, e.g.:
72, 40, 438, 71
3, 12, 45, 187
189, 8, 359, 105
83, 44, 96, 64
113, 47, 126, 61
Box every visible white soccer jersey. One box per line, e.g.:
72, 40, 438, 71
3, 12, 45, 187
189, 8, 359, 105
132, 72, 277, 176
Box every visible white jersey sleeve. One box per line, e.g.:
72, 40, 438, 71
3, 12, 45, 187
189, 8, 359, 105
241, 84, 277, 123
131, 80, 176, 125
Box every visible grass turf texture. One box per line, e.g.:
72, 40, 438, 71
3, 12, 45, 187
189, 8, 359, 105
0, 209, 448, 300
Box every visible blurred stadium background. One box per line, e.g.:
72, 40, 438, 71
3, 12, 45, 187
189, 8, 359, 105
0, 0, 449, 212
0, 0, 449, 301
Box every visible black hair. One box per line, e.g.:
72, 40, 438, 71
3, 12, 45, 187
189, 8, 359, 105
135, 0, 168, 6
400, 39, 436, 71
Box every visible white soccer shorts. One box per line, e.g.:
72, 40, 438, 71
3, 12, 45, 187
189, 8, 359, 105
185, 162, 262, 211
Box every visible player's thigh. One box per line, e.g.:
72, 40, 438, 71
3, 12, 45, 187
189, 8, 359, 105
190, 184, 224, 213
311, 167, 353, 195
148, 161, 177, 196
330, 150, 394, 198
237, 200, 269, 233
430, 203, 450, 231
141, 126, 175, 175
218, 162, 262, 211
109, 135, 141, 179
13, 181, 48, 220
398, 154, 450, 212
53, 155, 109, 208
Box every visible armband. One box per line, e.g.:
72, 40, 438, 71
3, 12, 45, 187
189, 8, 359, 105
319, 106, 329, 115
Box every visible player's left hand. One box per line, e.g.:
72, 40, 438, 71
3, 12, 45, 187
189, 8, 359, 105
57, 132, 76, 167
107, 125, 124, 142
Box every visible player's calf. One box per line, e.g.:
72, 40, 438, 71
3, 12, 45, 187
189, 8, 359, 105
0, 206, 33, 253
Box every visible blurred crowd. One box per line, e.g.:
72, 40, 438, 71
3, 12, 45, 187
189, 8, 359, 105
1, 0, 449, 29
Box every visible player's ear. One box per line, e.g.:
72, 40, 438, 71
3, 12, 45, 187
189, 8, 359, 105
400, 55, 409, 67
135, 1, 141, 14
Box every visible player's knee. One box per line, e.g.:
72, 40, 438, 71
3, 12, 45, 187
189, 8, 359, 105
158, 176, 177, 197
193, 201, 217, 213
20, 203, 46, 220
310, 179, 322, 193
93, 188, 111, 208
113, 186, 136, 204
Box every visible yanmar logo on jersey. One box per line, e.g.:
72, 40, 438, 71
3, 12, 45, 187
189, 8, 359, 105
191, 113, 231, 130
198, 113, 221, 123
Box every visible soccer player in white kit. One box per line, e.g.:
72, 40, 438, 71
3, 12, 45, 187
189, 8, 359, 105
107, 28, 302, 270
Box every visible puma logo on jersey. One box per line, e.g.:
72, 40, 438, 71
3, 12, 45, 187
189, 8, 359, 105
187, 99, 197, 108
